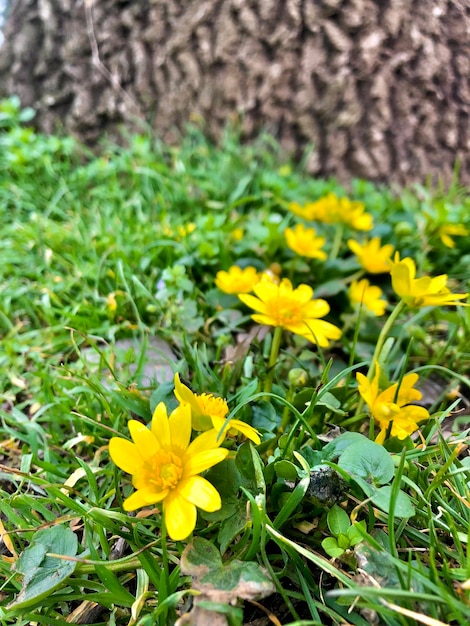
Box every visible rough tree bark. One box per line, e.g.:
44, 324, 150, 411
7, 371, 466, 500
0, 0, 469, 186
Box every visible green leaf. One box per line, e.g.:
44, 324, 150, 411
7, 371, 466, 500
327, 505, 350, 536
315, 279, 346, 298
347, 521, 367, 546
274, 460, 299, 481
9, 526, 78, 610
338, 439, 394, 485
218, 506, 248, 555
200, 560, 272, 593
316, 391, 347, 415
322, 432, 368, 460
181, 537, 275, 606
236, 442, 265, 495
181, 537, 222, 575
337, 534, 350, 550
321, 537, 344, 558
272, 475, 310, 529
370, 486, 416, 518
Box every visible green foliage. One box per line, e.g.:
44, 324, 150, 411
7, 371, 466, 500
8, 526, 78, 611
1, 97, 470, 625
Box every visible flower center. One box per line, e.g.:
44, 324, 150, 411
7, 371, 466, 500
375, 401, 400, 425
197, 394, 228, 419
266, 298, 302, 327
149, 452, 183, 491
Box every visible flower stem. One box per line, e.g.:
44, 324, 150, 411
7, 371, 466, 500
158, 513, 170, 626
329, 224, 345, 261
368, 300, 406, 381
263, 326, 283, 393
355, 299, 406, 417
279, 384, 295, 433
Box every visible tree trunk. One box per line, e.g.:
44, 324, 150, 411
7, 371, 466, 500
1, 0, 469, 187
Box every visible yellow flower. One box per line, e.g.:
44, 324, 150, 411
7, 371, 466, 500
177, 223, 196, 237
437, 224, 469, 248
289, 194, 373, 231
390, 253, 468, 307
357, 363, 429, 444
349, 279, 387, 316
288, 201, 317, 220
231, 228, 244, 241
109, 403, 228, 540
215, 265, 261, 294
285, 223, 327, 260
174, 374, 261, 444
106, 292, 117, 313
347, 237, 394, 273
239, 278, 342, 347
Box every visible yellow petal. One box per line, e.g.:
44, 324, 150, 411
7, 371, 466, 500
174, 373, 203, 416
357, 369, 380, 409
183, 448, 229, 477
238, 293, 267, 314
391, 260, 412, 298
226, 419, 261, 444
150, 402, 171, 449
250, 313, 276, 327
294, 283, 315, 303
187, 429, 226, 457
163, 491, 197, 540
109, 437, 143, 475
123, 487, 169, 511
128, 420, 160, 462
178, 476, 222, 512
169, 403, 192, 454
302, 298, 330, 318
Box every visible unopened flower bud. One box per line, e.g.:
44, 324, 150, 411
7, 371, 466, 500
288, 368, 308, 387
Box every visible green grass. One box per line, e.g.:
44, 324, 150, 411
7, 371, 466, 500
1, 95, 470, 625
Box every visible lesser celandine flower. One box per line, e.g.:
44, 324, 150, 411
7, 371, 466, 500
109, 403, 228, 540
390, 253, 468, 308
231, 228, 244, 241
357, 362, 429, 444
285, 223, 327, 260
215, 265, 261, 294
289, 194, 373, 231
174, 374, 261, 444
347, 237, 394, 273
239, 278, 342, 347
349, 279, 387, 316
437, 223, 469, 248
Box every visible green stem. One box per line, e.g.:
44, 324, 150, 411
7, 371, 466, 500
329, 224, 345, 261
263, 326, 283, 393
355, 299, 406, 419
368, 300, 406, 381
158, 514, 170, 626
279, 384, 295, 433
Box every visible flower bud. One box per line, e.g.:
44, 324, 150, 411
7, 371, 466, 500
288, 368, 308, 387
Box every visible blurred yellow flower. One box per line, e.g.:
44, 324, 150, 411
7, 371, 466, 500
357, 362, 429, 444
231, 228, 244, 241
285, 223, 327, 260
349, 279, 387, 316
390, 253, 468, 307
215, 265, 261, 294
109, 403, 228, 540
174, 374, 261, 444
177, 223, 197, 237
288, 201, 316, 220
239, 278, 342, 347
437, 224, 469, 248
289, 194, 373, 231
347, 237, 394, 273
106, 292, 117, 313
